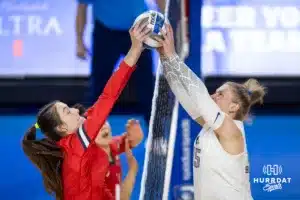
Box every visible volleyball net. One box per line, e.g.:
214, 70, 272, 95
139, 0, 191, 199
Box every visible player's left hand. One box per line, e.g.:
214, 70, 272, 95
125, 119, 144, 148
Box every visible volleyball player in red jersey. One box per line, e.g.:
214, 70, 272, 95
73, 103, 143, 198
97, 120, 143, 198
22, 20, 150, 200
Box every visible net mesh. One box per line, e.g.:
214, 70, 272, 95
143, 77, 175, 200
139, 0, 188, 199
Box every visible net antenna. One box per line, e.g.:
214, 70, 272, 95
139, 0, 190, 199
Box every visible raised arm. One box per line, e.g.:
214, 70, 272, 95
77, 60, 136, 149
75, 21, 151, 150
156, 24, 241, 138
159, 54, 222, 128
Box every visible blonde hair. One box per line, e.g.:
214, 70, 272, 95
243, 78, 266, 106
227, 78, 267, 120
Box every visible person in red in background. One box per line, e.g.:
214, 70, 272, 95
22, 20, 150, 200
97, 120, 143, 198
73, 103, 143, 198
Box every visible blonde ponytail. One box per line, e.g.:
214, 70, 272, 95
243, 78, 267, 106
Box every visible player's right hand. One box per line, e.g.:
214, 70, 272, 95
125, 138, 138, 172
124, 20, 151, 66
76, 41, 88, 60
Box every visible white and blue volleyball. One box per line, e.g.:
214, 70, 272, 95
133, 10, 168, 49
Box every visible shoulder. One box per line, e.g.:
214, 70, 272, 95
57, 134, 74, 150
233, 120, 244, 132
57, 132, 86, 155
200, 123, 213, 134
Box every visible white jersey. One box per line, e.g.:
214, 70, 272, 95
193, 120, 253, 200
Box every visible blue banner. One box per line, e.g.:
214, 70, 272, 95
0, 0, 160, 77
0, 0, 93, 76
171, 111, 201, 199
201, 0, 300, 77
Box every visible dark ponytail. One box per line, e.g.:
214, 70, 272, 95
22, 101, 64, 200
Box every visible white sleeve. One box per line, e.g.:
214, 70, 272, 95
160, 54, 225, 130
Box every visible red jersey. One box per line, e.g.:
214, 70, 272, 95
57, 61, 136, 200
96, 136, 128, 197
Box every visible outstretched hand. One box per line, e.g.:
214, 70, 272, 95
156, 24, 176, 58
129, 20, 151, 52
124, 20, 151, 66
126, 119, 143, 147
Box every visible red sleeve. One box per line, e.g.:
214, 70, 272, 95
75, 61, 136, 151
112, 135, 133, 155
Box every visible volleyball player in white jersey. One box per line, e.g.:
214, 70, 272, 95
155, 24, 266, 200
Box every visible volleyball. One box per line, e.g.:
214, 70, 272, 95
133, 10, 168, 49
